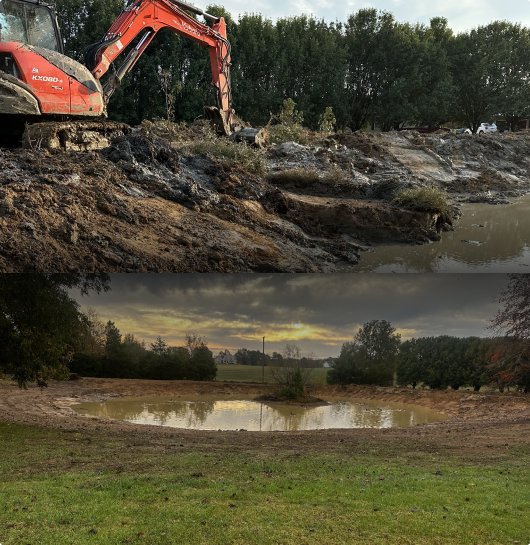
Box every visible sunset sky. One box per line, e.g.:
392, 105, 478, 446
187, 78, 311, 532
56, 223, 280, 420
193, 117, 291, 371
72, 274, 509, 358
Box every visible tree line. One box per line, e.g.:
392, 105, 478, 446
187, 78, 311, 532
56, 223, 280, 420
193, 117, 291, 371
71, 320, 216, 381
327, 319, 529, 393
55, 0, 530, 133
0, 275, 216, 387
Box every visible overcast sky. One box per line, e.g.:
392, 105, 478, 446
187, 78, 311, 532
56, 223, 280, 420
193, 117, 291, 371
74, 274, 508, 358
209, 0, 530, 32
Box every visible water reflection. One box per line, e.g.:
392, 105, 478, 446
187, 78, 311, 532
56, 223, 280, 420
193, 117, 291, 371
352, 196, 530, 272
73, 396, 448, 431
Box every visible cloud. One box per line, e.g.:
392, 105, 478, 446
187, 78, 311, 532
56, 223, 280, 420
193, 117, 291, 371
77, 274, 507, 357
218, 0, 530, 32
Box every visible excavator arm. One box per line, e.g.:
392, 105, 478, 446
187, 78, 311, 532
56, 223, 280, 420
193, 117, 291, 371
83, 0, 233, 133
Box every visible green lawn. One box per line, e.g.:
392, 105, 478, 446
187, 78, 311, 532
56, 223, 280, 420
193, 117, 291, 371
1, 421, 529, 545
215, 364, 329, 385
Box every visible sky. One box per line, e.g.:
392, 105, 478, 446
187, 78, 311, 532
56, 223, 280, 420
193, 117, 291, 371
208, 0, 530, 32
74, 273, 509, 358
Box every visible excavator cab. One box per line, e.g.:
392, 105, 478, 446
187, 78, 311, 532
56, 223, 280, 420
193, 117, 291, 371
0, 0, 63, 53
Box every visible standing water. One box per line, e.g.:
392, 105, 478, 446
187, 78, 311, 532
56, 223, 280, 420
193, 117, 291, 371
350, 196, 530, 272
72, 395, 448, 431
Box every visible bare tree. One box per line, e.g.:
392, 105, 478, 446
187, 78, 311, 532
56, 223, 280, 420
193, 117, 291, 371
269, 344, 315, 397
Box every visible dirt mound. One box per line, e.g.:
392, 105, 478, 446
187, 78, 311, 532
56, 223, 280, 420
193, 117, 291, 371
333, 130, 386, 158
3, 126, 530, 272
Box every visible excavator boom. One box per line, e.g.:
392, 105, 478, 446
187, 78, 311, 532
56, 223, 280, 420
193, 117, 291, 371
83, 0, 233, 132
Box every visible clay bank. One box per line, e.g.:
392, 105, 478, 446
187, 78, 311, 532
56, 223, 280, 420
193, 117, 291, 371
1, 125, 529, 272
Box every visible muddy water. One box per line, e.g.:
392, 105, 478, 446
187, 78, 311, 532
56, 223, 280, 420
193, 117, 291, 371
72, 395, 448, 431
350, 196, 530, 272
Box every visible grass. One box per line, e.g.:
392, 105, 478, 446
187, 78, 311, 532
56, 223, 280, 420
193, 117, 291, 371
1, 421, 529, 544
392, 184, 451, 222
215, 364, 329, 385
174, 125, 267, 177
267, 165, 349, 187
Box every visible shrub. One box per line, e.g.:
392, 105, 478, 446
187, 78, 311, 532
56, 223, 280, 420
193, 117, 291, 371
392, 183, 451, 222
269, 99, 311, 145
318, 107, 336, 133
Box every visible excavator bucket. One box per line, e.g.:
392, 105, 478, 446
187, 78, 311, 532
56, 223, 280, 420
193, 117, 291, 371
204, 106, 233, 136
204, 106, 268, 147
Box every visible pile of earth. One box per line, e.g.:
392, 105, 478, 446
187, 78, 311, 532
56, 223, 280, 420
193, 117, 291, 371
1, 123, 529, 272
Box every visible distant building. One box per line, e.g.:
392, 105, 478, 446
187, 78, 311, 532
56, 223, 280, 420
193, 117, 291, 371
322, 357, 335, 368
214, 352, 236, 364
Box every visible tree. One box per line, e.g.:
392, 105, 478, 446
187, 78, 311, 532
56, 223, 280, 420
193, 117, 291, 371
234, 348, 264, 366
488, 274, 530, 392
397, 338, 423, 388
150, 336, 169, 356
328, 320, 400, 386
183, 333, 216, 381
0, 274, 110, 387
269, 344, 313, 398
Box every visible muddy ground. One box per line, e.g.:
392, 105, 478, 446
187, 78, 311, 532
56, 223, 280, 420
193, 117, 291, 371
2, 125, 530, 272
1, 378, 529, 459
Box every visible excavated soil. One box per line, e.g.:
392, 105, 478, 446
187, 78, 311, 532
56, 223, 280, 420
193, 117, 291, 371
2, 126, 530, 272
2, 378, 529, 457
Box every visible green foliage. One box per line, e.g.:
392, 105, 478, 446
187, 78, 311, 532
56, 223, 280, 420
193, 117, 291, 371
0, 274, 110, 387
392, 183, 451, 223
53, 1, 530, 133
318, 107, 336, 133
396, 336, 492, 390
269, 99, 310, 144
234, 348, 267, 366
327, 320, 400, 386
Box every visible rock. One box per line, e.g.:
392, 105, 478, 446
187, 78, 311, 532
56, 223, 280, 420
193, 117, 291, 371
18, 222, 36, 231
229, 127, 268, 148
0, 199, 14, 215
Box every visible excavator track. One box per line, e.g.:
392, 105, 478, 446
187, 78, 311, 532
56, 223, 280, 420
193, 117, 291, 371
22, 120, 132, 151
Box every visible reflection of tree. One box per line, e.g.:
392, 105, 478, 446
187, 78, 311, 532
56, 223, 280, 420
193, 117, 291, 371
78, 398, 446, 431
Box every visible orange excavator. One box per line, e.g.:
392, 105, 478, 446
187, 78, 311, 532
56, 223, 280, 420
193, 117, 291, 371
0, 0, 235, 144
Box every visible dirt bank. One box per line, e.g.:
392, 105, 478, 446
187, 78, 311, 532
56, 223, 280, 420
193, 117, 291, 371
2, 125, 529, 272
2, 378, 529, 458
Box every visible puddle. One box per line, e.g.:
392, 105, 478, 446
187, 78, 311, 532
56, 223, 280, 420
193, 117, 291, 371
347, 195, 530, 272
72, 395, 448, 431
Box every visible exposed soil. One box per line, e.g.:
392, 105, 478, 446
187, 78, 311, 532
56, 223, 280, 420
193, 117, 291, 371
2, 378, 529, 459
2, 125, 529, 272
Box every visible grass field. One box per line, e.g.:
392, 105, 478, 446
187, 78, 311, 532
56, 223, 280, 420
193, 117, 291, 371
215, 364, 329, 385
1, 421, 529, 545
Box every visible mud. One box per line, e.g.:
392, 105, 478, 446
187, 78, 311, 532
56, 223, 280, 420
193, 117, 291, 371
1, 378, 530, 457
1, 125, 530, 272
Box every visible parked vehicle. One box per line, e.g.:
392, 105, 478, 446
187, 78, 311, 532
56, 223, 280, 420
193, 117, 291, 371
476, 123, 497, 135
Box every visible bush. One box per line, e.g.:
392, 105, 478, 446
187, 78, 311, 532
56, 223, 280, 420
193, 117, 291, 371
392, 184, 451, 223
318, 107, 336, 133
268, 99, 311, 145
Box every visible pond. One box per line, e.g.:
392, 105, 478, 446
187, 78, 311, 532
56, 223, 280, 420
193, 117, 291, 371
72, 395, 448, 431
350, 195, 530, 272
